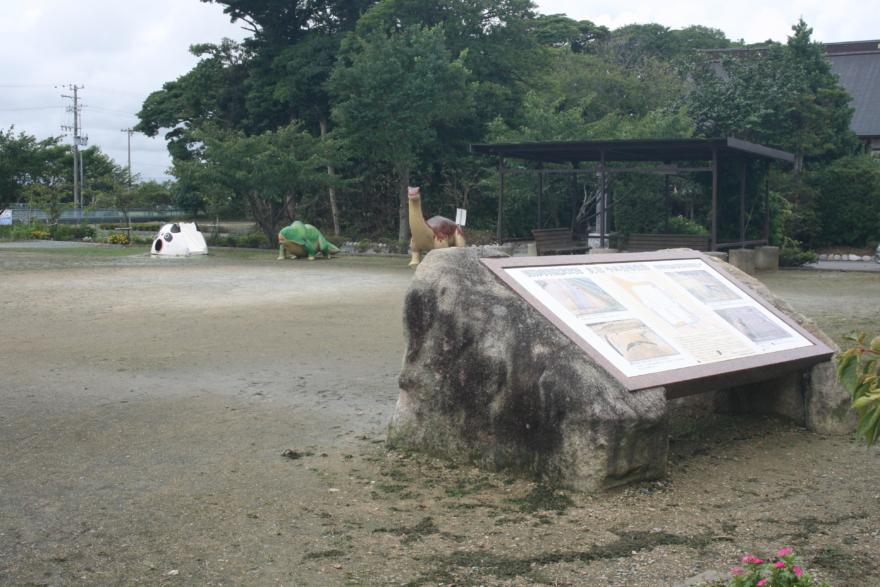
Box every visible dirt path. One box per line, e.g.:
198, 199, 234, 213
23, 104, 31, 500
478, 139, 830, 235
0, 249, 878, 587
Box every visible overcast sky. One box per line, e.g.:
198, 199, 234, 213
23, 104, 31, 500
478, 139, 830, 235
2, 0, 877, 183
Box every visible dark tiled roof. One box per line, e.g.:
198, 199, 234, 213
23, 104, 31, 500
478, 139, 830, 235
827, 49, 880, 138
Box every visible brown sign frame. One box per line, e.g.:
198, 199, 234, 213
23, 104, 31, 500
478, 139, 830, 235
481, 251, 833, 398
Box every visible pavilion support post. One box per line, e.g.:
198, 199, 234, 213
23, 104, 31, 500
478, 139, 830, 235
599, 150, 606, 249
764, 177, 770, 244
537, 162, 543, 230
570, 161, 579, 234
664, 174, 670, 234
497, 155, 504, 245
710, 146, 718, 251
739, 159, 747, 247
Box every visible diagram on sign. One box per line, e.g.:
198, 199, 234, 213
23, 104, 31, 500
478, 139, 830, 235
505, 258, 812, 377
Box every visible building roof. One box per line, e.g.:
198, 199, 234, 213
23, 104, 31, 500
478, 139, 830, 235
825, 41, 880, 139
469, 137, 794, 165
703, 41, 880, 140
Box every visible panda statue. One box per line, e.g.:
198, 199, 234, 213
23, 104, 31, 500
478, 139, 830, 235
151, 223, 208, 257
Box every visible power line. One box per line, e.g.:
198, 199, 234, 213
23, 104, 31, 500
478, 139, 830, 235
0, 106, 62, 112
0, 84, 63, 88
86, 106, 138, 117
88, 86, 149, 99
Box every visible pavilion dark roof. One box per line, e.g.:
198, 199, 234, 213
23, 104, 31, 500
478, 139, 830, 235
469, 137, 794, 166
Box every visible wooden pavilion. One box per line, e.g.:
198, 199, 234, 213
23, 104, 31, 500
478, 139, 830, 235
469, 137, 794, 250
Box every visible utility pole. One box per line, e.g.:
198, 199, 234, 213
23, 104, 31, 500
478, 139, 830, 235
121, 128, 134, 188
61, 85, 87, 207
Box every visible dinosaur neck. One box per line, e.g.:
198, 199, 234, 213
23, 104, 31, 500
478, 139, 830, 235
408, 196, 434, 241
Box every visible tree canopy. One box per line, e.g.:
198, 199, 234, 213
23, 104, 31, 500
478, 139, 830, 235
125, 5, 872, 249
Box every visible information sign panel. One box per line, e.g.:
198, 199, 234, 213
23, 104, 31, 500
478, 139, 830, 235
482, 251, 833, 397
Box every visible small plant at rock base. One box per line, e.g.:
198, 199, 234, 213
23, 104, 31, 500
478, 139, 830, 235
836, 331, 880, 448
706, 549, 828, 587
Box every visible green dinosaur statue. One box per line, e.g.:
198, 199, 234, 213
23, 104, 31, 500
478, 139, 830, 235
277, 221, 341, 260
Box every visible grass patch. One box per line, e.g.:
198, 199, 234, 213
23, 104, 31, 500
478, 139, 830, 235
504, 484, 575, 514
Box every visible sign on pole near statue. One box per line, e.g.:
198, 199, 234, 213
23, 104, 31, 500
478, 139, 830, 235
482, 251, 832, 398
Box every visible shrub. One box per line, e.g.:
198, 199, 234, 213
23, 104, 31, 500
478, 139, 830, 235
49, 224, 71, 241
836, 332, 880, 448
659, 215, 709, 235
30, 230, 51, 240
107, 233, 130, 245
811, 155, 880, 247
69, 223, 97, 240
709, 549, 828, 586
779, 248, 819, 267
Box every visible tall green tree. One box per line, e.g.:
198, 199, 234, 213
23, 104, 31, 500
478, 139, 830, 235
171, 123, 338, 246
328, 25, 471, 240
26, 174, 73, 226
135, 39, 253, 160
0, 127, 65, 214
527, 14, 608, 53
683, 19, 856, 170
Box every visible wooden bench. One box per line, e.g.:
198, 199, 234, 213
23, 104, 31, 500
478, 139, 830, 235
531, 228, 590, 256
626, 233, 710, 252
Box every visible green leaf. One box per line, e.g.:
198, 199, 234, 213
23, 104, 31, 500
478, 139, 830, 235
858, 332, 868, 345
837, 355, 860, 395
865, 359, 878, 377
855, 406, 880, 446
852, 395, 877, 410
842, 330, 861, 343
871, 337, 880, 354
852, 381, 875, 403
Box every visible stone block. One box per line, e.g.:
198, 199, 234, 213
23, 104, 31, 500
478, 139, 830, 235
805, 361, 860, 435
704, 251, 728, 262
388, 248, 668, 492
862, 255, 872, 262
754, 246, 779, 271
527, 242, 538, 257
589, 248, 618, 254
819, 254, 828, 261
484, 245, 513, 257
728, 248, 755, 274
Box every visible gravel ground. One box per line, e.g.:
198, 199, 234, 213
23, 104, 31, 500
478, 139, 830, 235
0, 247, 878, 587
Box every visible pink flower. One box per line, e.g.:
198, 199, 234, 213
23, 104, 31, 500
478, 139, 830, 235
775, 561, 786, 568
742, 555, 764, 564
731, 568, 744, 575
794, 567, 803, 576
757, 580, 768, 586
778, 548, 793, 556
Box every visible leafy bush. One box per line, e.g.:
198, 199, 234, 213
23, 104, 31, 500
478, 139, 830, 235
205, 232, 268, 249
107, 233, 131, 245
30, 230, 51, 240
69, 223, 97, 240
709, 548, 828, 586
836, 332, 880, 448
811, 155, 880, 247
49, 224, 71, 241
659, 215, 708, 235
779, 248, 818, 267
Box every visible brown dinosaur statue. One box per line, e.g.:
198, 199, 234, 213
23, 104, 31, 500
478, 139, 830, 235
407, 186, 466, 266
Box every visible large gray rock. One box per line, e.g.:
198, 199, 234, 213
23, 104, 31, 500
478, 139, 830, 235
388, 248, 668, 492
689, 257, 858, 434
